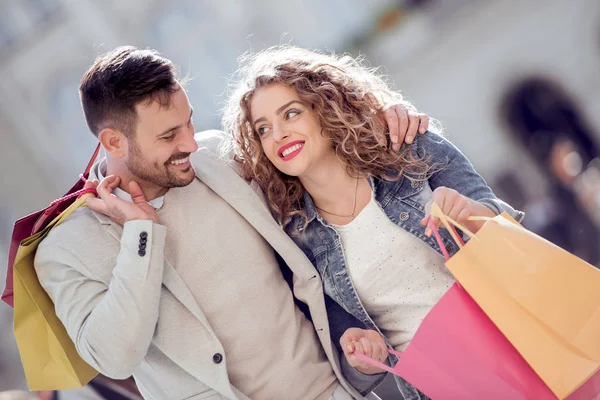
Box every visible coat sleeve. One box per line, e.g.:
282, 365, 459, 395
35, 220, 167, 379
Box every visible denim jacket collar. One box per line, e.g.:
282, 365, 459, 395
299, 189, 319, 228
293, 176, 390, 232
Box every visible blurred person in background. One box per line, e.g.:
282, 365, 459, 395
502, 77, 600, 267
33, 46, 427, 400
222, 45, 523, 399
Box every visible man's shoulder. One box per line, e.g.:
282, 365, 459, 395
194, 130, 230, 156
35, 207, 119, 285
38, 207, 108, 254
193, 129, 244, 175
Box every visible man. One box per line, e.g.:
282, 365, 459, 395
34, 46, 428, 400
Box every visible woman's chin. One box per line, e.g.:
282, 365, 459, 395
272, 161, 303, 177
278, 166, 303, 178
284, 170, 303, 178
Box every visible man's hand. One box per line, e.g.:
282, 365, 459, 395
340, 328, 388, 375
383, 104, 429, 151
86, 175, 159, 225
420, 187, 496, 236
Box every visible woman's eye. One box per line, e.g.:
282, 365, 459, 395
286, 109, 300, 119
257, 126, 269, 136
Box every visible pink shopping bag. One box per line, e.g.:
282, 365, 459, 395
355, 283, 557, 399
354, 218, 600, 399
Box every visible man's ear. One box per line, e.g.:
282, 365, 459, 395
98, 128, 127, 158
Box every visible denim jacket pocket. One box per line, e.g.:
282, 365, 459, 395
397, 179, 433, 212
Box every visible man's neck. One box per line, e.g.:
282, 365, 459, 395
104, 162, 169, 201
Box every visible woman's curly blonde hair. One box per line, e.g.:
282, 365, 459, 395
221, 45, 436, 225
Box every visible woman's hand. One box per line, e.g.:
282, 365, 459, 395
420, 187, 496, 236
340, 328, 389, 375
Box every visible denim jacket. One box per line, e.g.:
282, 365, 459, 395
285, 130, 524, 399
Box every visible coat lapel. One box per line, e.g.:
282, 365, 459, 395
190, 150, 351, 391
190, 148, 317, 282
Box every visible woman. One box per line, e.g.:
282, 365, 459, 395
222, 45, 523, 399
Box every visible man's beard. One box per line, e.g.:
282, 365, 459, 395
125, 140, 194, 188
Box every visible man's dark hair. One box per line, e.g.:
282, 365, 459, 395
79, 46, 180, 137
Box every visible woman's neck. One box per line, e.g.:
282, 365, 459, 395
299, 157, 370, 223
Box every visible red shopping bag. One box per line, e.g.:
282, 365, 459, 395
1, 144, 100, 307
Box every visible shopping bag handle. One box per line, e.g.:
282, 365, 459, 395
428, 203, 496, 259
85, 143, 101, 175
430, 203, 477, 245
352, 349, 404, 374
428, 219, 456, 261
427, 204, 468, 261
427, 203, 497, 260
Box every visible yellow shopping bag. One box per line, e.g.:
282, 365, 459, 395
430, 204, 600, 399
13, 193, 98, 390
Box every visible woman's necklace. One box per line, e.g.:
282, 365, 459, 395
315, 176, 360, 219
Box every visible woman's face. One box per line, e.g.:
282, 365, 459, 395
249, 83, 336, 178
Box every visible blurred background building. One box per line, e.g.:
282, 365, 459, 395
1, 0, 599, 398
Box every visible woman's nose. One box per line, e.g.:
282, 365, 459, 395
272, 125, 290, 142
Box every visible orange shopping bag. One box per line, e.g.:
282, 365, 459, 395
429, 203, 600, 399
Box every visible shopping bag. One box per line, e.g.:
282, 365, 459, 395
354, 282, 558, 399
13, 192, 99, 390
426, 204, 600, 399
2, 144, 100, 307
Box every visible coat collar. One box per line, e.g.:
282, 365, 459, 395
189, 147, 319, 282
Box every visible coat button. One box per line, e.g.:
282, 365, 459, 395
140, 237, 147, 245
213, 353, 223, 364
139, 243, 146, 251
399, 212, 410, 221
411, 180, 419, 188
140, 232, 148, 239
138, 249, 146, 257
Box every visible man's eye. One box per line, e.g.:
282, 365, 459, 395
162, 134, 175, 141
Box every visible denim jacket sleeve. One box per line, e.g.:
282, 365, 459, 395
414, 130, 525, 222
